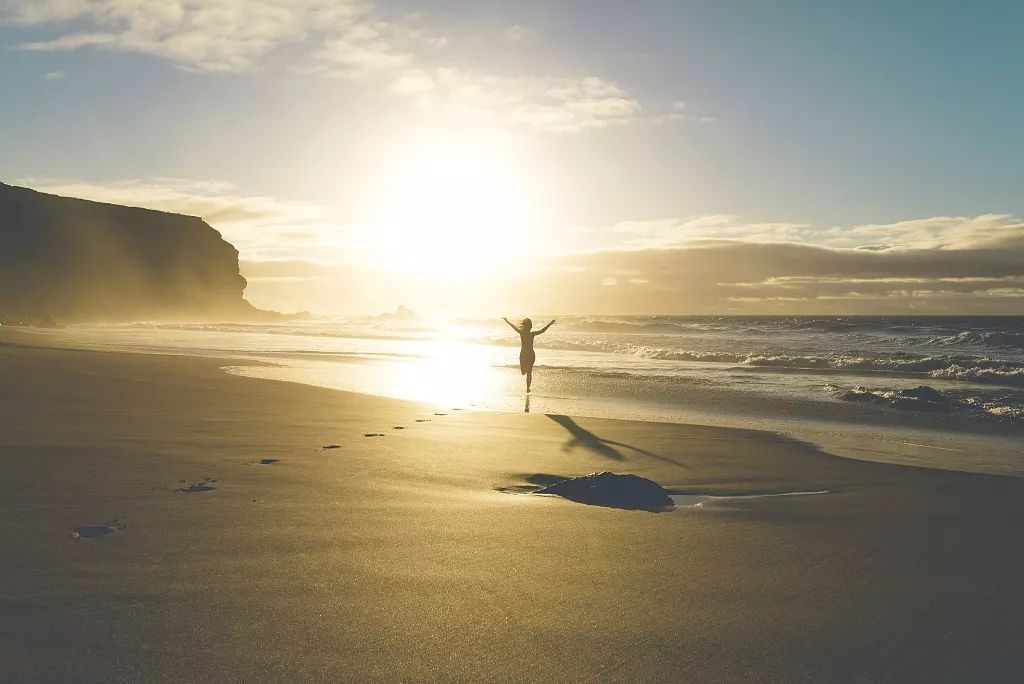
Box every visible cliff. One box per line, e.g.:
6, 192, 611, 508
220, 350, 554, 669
0, 182, 279, 323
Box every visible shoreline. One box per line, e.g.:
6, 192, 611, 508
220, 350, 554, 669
2, 329, 1023, 680
231, 357, 1024, 477
8, 324, 1024, 477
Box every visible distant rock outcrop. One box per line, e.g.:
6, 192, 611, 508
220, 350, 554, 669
0, 182, 283, 322
375, 304, 416, 321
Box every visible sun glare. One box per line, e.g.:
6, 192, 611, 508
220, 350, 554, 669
363, 136, 534, 280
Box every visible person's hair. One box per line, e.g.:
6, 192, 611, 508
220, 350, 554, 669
522, 318, 533, 330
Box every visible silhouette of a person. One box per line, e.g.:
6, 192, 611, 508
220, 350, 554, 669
503, 317, 555, 393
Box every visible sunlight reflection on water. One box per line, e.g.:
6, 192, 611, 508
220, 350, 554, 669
379, 336, 503, 406
228, 335, 514, 410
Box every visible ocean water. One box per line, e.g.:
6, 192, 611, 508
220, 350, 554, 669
29, 315, 1024, 476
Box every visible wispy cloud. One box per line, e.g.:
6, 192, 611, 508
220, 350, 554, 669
307, 22, 416, 80
578, 215, 812, 251
652, 100, 715, 125
5, 0, 368, 73
502, 24, 538, 43
830, 214, 1024, 251
15, 177, 337, 261
2, 0, 683, 135
584, 213, 1024, 253
391, 69, 643, 134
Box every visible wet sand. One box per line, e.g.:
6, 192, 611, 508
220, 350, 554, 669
1, 328, 1022, 682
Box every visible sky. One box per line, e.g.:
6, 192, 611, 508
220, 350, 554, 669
2, 0, 1023, 315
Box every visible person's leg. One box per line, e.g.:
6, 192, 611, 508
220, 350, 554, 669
526, 370, 532, 393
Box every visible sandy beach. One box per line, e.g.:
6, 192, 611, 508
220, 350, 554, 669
1, 328, 1022, 682
6, 4, 1024, 680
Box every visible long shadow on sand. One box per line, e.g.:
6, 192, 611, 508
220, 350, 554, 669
498, 473, 571, 493
546, 414, 689, 469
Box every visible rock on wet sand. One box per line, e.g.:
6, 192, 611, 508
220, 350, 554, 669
534, 471, 673, 511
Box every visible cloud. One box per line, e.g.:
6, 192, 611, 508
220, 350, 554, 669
4, 0, 376, 72
587, 213, 1024, 253
0, 0, 91, 25
653, 100, 717, 125
477, 213, 1024, 314
308, 22, 414, 79
502, 24, 537, 43
15, 177, 336, 261
42, 70, 65, 80
577, 215, 812, 251
392, 69, 643, 134
3, 0, 682, 134
544, 223, 1024, 313
832, 214, 1024, 250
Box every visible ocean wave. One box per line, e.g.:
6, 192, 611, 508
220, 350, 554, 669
636, 348, 746, 362
825, 384, 958, 412
561, 320, 701, 334
741, 354, 1023, 374
979, 405, 1024, 421
531, 335, 1024, 380
559, 316, 919, 335
926, 330, 1024, 350
744, 354, 951, 372
826, 383, 1024, 423
483, 334, 735, 360
927, 364, 1024, 387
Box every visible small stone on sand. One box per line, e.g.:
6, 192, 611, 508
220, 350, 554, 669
178, 478, 216, 493
71, 518, 127, 539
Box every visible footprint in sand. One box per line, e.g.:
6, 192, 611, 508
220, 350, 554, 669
415, 419, 431, 423
364, 433, 385, 437
392, 426, 405, 430
434, 412, 447, 416
322, 444, 342, 450
72, 518, 128, 539
177, 478, 217, 493
257, 458, 281, 465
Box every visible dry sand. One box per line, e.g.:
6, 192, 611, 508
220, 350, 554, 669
1, 328, 1022, 682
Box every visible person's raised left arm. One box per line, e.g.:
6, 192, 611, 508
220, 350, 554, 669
535, 319, 556, 335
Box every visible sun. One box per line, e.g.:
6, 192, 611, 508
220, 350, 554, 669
362, 135, 534, 280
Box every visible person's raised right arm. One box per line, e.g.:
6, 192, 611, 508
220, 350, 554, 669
502, 317, 521, 333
